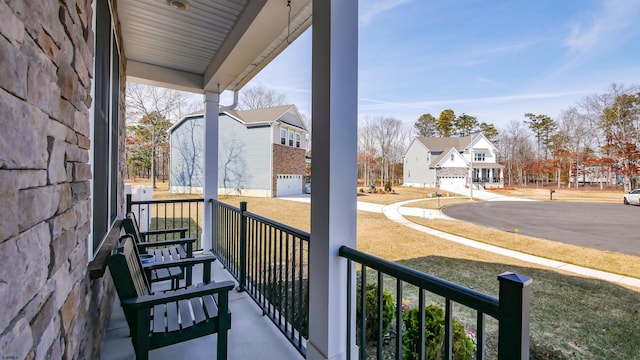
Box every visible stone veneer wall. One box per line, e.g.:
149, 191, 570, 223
272, 144, 307, 196
0, 0, 124, 358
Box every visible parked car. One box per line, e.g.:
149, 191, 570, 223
304, 182, 311, 194
623, 189, 640, 205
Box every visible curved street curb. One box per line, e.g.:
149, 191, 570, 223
382, 198, 640, 289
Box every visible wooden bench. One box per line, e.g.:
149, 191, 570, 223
123, 211, 198, 288
108, 235, 234, 360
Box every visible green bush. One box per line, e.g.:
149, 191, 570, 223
356, 283, 395, 342
402, 305, 475, 360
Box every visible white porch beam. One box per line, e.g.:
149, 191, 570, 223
202, 92, 220, 251
307, 0, 358, 359
126, 60, 203, 93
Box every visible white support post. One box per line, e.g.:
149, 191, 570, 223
202, 92, 219, 251
307, 1, 358, 359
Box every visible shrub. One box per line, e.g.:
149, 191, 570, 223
402, 305, 475, 360
384, 181, 392, 192
356, 283, 395, 342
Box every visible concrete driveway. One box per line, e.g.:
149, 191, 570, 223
443, 201, 640, 256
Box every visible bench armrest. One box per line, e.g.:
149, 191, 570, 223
143, 255, 217, 271
121, 280, 235, 309
141, 227, 189, 238
137, 237, 196, 250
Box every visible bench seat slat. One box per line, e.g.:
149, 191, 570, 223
166, 301, 179, 332
190, 298, 206, 324
178, 300, 194, 329
177, 245, 187, 258
162, 248, 172, 261
153, 305, 166, 334
202, 295, 218, 319
168, 246, 180, 260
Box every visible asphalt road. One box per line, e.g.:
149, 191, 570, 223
442, 201, 640, 256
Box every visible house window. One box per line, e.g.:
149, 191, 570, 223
474, 152, 485, 161
92, 0, 120, 253
295, 133, 301, 148
289, 131, 294, 146
280, 129, 286, 145
450, 154, 454, 161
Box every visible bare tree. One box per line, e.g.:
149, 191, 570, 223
578, 83, 640, 191
497, 120, 533, 186
358, 117, 378, 187
238, 85, 288, 110
126, 82, 200, 123
358, 116, 408, 188
558, 107, 593, 188
126, 82, 200, 188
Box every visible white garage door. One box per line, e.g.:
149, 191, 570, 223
439, 176, 466, 188
276, 174, 302, 197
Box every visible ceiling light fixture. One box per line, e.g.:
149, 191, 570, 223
168, 0, 189, 10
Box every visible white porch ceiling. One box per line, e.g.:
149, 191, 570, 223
116, 0, 312, 93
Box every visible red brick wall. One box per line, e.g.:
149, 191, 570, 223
272, 144, 306, 196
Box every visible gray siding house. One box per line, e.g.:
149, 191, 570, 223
403, 134, 504, 189
169, 105, 308, 197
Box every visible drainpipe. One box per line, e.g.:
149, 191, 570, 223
219, 90, 239, 112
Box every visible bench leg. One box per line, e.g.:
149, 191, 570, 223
217, 291, 230, 360
134, 310, 150, 360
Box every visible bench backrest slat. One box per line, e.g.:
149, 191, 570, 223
122, 212, 143, 243
108, 235, 150, 299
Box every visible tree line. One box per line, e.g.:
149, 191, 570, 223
498, 83, 640, 192
126, 82, 639, 193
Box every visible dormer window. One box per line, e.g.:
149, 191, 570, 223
450, 154, 454, 161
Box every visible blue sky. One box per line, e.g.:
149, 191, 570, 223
239, 0, 640, 131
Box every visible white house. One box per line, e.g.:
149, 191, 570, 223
403, 134, 504, 189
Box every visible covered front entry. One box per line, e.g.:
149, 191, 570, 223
276, 174, 303, 197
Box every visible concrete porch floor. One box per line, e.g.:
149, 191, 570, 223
100, 258, 304, 360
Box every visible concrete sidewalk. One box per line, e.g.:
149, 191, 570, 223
438, 185, 534, 201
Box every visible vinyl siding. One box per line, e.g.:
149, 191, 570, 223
170, 114, 272, 193
219, 114, 271, 191
170, 116, 205, 189
403, 140, 436, 186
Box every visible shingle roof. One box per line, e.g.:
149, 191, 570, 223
169, 104, 307, 132
416, 135, 474, 151
225, 104, 293, 124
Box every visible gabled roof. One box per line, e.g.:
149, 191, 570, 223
416, 135, 474, 152
169, 104, 307, 132
429, 147, 455, 167
225, 104, 306, 130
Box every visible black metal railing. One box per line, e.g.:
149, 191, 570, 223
340, 246, 532, 360
126, 194, 205, 250
210, 200, 310, 357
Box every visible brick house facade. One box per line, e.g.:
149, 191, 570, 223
272, 144, 307, 197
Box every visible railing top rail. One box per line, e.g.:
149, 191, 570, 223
209, 199, 242, 212
339, 246, 500, 317
244, 211, 311, 240
130, 198, 204, 205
